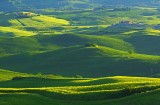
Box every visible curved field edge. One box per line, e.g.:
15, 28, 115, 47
0, 70, 160, 104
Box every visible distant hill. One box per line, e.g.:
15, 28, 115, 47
1, 0, 160, 12
92, 0, 160, 6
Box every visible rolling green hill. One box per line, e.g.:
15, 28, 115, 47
1, 0, 160, 104
0, 46, 159, 77
37, 34, 133, 51
0, 6, 159, 77
0, 36, 47, 55
0, 70, 160, 105
0, 33, 133, 55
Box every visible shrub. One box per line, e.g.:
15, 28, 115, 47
85, 42, 98, 47
128, 49, 134, 54
75, 75, 83, 78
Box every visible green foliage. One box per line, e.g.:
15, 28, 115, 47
75, 75, 83, 78
128, 49, 134, 54
85, 42, 98, 47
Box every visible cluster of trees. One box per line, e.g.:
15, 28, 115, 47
16, 12, 40, 18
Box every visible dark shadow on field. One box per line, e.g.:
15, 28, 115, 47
0, 13, 14, 26
0, 32, 14, 37
125, 35, 160, 55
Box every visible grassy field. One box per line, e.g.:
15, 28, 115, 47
0, 7, 160, 76
0, 4, 160, 104
0, 6, 159, 76
0, 26, 36, 37
0, 45, 159, 77
0, 69, 160, 105
10, 15, 70, 27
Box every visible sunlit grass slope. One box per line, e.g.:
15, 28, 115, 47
0, 69, 30, 81
0, 71, 160, 105
0, 12, 70, 27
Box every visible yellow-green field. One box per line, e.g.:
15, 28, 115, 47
9, 15, 70, 27
0, 26, 36, 36
0, 69, 160, 105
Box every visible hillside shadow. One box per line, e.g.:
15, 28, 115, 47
0, 32, 14, 37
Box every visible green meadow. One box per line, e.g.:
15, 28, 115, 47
0, 1, 160, 104
0, 69, 160, 105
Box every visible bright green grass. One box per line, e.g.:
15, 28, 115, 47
145, 28, 160, 36
0, 69, 31, 81
0, 26, 36, 37
10, 15, 70, 27
0, 70, 160, 105
0, 89, 160, 105
0, 12, 69, 36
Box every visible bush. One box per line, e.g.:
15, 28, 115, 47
85, 42, 98, 47
75, 75, 83, 78
128, 49, 134, 54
